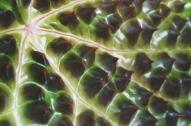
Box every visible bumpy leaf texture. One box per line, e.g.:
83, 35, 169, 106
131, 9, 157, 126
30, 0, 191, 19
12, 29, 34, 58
0, 0, 191, 126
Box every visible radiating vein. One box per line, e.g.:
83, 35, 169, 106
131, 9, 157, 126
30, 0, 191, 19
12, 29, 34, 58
37, 27, 191, 55
14, 32, 29, 126
28, 0, 34, 23
34, 0, 90, 24
0, 27, 24, 35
